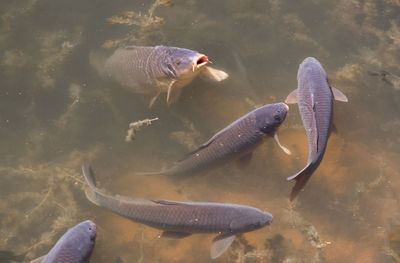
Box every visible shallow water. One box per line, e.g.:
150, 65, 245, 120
1, 0, 400, 262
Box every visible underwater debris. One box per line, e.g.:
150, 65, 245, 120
102, 0, 173, 49
55, 83, 82, 129
125, 118, 159, 142
106, 0, 173, 26
169, 117, 203, 150
2, 49, 28, 71
281, 201, 330, 260
36, 28, 82, 89
0, 147, 101, 259
368, 70, 400, 91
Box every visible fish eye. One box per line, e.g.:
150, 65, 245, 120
274, 115, 281, 121
175, 60, 181, 65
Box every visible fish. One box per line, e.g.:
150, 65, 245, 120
90, 45, 229, 107
139, 102, 291, 177
29, 220, 96, 263
82, 164, 273, 259
285, 57, 348, 201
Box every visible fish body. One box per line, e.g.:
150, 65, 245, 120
82, 165, 272, 259
143, 102, 289, 177
285, 57, 348, 200
92, 45, 228, 106
30, 220, 96, 263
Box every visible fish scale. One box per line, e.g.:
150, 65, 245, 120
145, 103, 289, 177
82, 165, 273, 258
286, 57, 348, 200
30, 220, 96, 263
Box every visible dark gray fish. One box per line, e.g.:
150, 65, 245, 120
139, 102, 290, 177
82, 165, 273, 259
29, 220, 96, 263
285, 57, 348, 201
90, 46, 228, 106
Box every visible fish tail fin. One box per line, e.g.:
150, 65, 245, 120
89, 50, 108, 77
287, 164, 314, 201
81, 164, 102, 206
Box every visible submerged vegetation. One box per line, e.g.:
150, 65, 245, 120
0, 0, 399, 262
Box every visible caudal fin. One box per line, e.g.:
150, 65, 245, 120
81, 164, 102, 206
287, 164, 315, 201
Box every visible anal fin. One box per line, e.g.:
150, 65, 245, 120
210, 234, 236, 259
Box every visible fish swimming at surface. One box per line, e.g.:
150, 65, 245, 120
82, 164, 273, 259
138, 102, 291, 177
285, 57, 348, 201
90, 45, 229, 107
29, 220, 96, 263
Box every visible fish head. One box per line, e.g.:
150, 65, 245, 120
298, 57, 326, 80
162, 47, 209, 79
230, 207, 273, 233
72, 220, 97, 258
255, 102, 289, 135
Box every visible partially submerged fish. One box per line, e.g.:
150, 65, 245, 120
91, 46, 228, 106
140, 102, 291, 177
285, 57, 348, 201
29, 220, 96, 263
82, 165, 273, 259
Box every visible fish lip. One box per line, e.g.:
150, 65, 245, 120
284, 103, 289, 112
192, 55, 209, 71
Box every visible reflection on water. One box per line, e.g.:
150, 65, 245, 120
1, 0, 400, 262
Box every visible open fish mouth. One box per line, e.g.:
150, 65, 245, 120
193, 55, 209, 71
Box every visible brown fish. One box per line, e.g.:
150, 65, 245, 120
91, 46, 228, 106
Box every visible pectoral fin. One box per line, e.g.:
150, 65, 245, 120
149, 90, 162, 108
273, 133, 291, 155
166, 80, 186, 105
161, 231, 192, 239
210, 234, 236, 259
29, 255, 46, 263
331, 87, 348, 102
200, 66, 229, 82
236, 152, 253, 170
285, 89, 298, 104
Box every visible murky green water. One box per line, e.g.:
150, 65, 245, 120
1, 0, 400, 262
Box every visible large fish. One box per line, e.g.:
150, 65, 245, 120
82, 165, 273, 259
91, 46, 229, 106
285, 57, 348, 201
29, 220, 96, 263
139, 102, 291, 177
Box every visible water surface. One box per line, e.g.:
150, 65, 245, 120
1, 0, 400, 262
